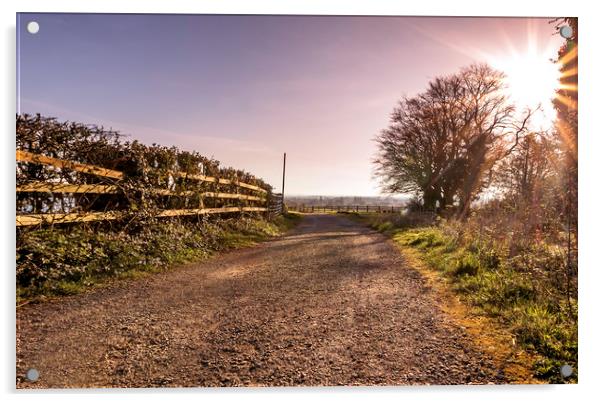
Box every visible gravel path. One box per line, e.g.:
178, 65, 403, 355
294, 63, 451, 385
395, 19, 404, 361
16, 214, 504, 388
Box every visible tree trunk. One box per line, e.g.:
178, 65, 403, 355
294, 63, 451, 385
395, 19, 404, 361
423, 190, 438, 212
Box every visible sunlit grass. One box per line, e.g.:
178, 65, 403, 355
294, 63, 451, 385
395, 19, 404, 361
353, 213, 577, 383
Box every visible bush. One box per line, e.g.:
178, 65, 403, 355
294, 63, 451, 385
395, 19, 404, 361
16, 215, 299, 300
16, 114, 293, 300
17, 114, 273, 219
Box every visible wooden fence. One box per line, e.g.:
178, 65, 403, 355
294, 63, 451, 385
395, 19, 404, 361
267, 193, 284, 216
16, 150, 269, 227
287, 205, 405, 214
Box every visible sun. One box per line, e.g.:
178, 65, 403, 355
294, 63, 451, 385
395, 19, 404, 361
416, 19, 566, 131
488, 49, 561, 130
495, 53, 560, 109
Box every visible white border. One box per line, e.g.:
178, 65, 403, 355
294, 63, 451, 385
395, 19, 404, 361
2, 1, 600, 401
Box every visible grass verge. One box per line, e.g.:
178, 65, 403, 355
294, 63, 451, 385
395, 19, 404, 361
348, 212, 577, 384
17, 213, 302, 303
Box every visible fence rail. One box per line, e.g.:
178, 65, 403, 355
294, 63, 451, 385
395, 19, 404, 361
16, 150, 124, 179
16, 181, 265, 201
16, 150, 270, 226
15, 206, 269, 227
174, 171, 267, 193
287, 205, 405, 214
16, 182, 120, 194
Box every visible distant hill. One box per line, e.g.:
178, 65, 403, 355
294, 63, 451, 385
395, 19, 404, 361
284, 195, 410, 207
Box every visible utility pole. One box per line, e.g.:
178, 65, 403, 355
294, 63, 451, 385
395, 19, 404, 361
281, 153, 286, 209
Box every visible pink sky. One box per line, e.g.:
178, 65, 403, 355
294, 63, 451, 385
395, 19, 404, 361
18, 15, 564, 196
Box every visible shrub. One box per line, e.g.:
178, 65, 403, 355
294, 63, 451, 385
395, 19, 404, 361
452, 253, 479, 276
16, 215, 299, 300
16, 114, 273, 222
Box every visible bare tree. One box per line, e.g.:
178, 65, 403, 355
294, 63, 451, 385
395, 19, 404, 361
495, 132, 558, 204
374, 63, 531, 217
452, 64, 532, 218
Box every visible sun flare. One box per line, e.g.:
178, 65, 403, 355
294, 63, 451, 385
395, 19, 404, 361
488, 48, 561, 130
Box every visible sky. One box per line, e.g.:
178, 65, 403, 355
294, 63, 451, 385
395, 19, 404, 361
16, 14, 564, 196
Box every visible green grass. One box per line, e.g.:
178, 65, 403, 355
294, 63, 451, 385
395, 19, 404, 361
17, 213, 302, 302
273, 211, 303, 231
355, 213, 577, 383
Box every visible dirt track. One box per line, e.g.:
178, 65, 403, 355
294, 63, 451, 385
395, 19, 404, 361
16, 214, 504, 388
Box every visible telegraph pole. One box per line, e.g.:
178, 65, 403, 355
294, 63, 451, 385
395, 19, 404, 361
281, 153, 286, 209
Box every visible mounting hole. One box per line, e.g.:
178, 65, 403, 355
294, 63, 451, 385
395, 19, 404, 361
26, 368, 39, 382
560, 364, 573, 378
27, 21, 40, 34
559, 25, 573, 39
